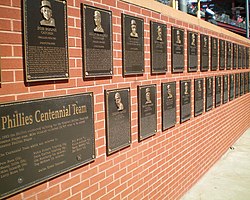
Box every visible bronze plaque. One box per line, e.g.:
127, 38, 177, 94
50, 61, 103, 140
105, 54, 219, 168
162, 82, 176, 130
194, 78, 203, 117
23, 0, 69, 82
211, 37, 218, 71
229, 74, 235, 101
180, 80, 191, 123
122, 14, 144, 75
219, 40, 225, 70
223, 75, 228, 104
242, 46, 246, 69
105, 88, 131, 155
187, 31, 198, 72
233, 43, 237, 69
249, 72, 250, 92
215, 76, 221, 107
238, 45, 242, 69
0, 93, 95, 199
82, 5, 113, 77
226, 41, 232, 70
138, 85, 157, 141
150, 21, 167, 74
235, 73, 239, 98
206, 77, 213, 112
0, 49, 1, 83
200, 34, 209, 71
244, 72, 249, 94
240, 73, 244, 96
171, 27, 184, 73
247, 47, 249, 69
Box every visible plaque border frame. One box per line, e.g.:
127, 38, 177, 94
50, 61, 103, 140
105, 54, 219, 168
200, 34, 209, 72
219, 39, 225, 70
215, 76, 221, 107
194, 78, 204, 117
226, 41, 232, 70
229, 74, 235, 101
187, 31, 198, 72
211, 37, 218, 71
180, 79, 192, 123
205, 76, 213, 112
223, 74, 228, 104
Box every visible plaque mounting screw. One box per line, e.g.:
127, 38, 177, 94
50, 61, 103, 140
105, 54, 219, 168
108, 148, 111, 152
155, 129, 157, 132
18, 177, 23, 184
92, 154, 95, 159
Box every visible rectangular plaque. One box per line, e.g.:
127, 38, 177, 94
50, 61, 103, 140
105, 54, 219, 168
244, 72, 249, 94
211, 37, 218, 71
235, 73, 239, 98
105, 88, 131, 155
122, 14, 144, 75
219, 40, 225, 70
226, 41, 232, 70
0, 49, 1, 83
206, 77, 213, 111
229, 74, 235, 101
171, 27, 184, 73
150, 21, 167, 74
215, 76, 221, 107
223, 75, 228, 104
162, 82, 176, 130
187, 31, 198, 72
82, 5, 113, 77
238, 45, 242, 69
200, 34, 209, 71
242, 46, 246, 69
0, 93, 95, 199
194, 78, 204, 117
138, 85, 157, 141
180, 80, 191, 123
240, 73, 244, 96
249, 72, 250, 93
246, 47, 249, 69
24, 0, 69, 82
233, 43, 237, 69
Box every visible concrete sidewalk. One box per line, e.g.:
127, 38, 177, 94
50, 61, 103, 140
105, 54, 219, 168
181, 128, 250, 200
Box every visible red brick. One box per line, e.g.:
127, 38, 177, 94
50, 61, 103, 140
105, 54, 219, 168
61, 175, 80, 190
102, 0, 116, 7
0, 19, 11, 31
0, 7, 21, 20
2, 71, 14, 82
51, 190, 70, 200
0, 82, 28, 95
16, 92, 44, 101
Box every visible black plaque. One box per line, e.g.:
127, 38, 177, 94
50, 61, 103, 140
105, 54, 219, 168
240, 73, 244, 96
238, 45, 242, 69
122, 14, 144, 75
138, 85, 157, 141
0, 50, 1, 83
105, 88, 131, 155
200, 34, 209, 71
0, 93, 95, 199
223, 75, 228, 104
229, 74, 235, 101
246, 47, 249, 69
187, 31, 198, 72
219, 40, 225, 70
172, 27, 184, 73
235, 73, 239, 98
82, 5, 113, 77
215, 76, 221, 107
244, 72, 249, 94
180, 80, 191, 123
162, 82, 176, 130
226, 41, 232, 70
194, 78, 203, 117
249, 72, 250, 93
211, 37, 218, 71
233, 43, 237, 69
150, 21, 167, 74
24, 0, 69, 82
206, 77, 213, 111
242, 46, 246, 69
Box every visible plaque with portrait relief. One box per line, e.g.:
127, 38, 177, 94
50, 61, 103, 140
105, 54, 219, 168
200, 34, 209, 71
242, 46, 246, 69
194, 78, 204, 117
150, 21, 167, 74
162, 82, 176, 130
244, 72, 249, 94
229, 74, 235, 101
246, 47, 249, 69
187, 31, 198, 72
238, 45, 242, 69
82, 5, 113, 77
235, 73, 239, 98
215, 76, 221, 107
172, 27, 184, 73
23, 0, 69, 82
0, 49, 1, 84
206, 77, 213, 112
138, 85, 157, 141
219, 40, 225, 70
233, 43, 237, 69
223, 75, 228, 104
180, 80, 191, 123
122, 14, 144, 75
240, 73, 244, 96
105, 88, 131, 155
249, 72, 250, 92
211, 37, 218, 71
226, 41, 232, 70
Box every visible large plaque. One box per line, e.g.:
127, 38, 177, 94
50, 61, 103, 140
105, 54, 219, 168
0, 50, 1, 83
187, 31, 198, 72
223, 75, 228, 104
0, 93, 95, 198
138, 85, 157, 141
219, 40, 225, 70
215, 76, 221, 107
171, 27, 184, 73
244, 72, 249, 94
162, 82, 176, 130
105, 88, 131, 155
242, 46, 246, 69
240, 73, 244, 96
24, 0, 69, 82
200, 34, 209, 71
82, 5, 113, 77
249, 72, 250, 93
150, 21, 167, 74
180, 80, 191, 123
206, 77, 213, 112
238, 45, 242, 69
122, 14, 144, 75
229, 74, 235, 101
247, 47, 249, 69
235, 73, 239, 98
194, 78, 203, 117
226, 41, 232, 70
211, 37, 218, 71
233, 43, 237, 69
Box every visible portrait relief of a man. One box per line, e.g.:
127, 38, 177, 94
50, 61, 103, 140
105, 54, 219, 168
40, 0, 55, 27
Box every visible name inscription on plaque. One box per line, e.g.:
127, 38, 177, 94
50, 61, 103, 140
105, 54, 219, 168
226, 42, 232, 70
172, 27, 184, 73
215, 76, 221, 107
211, 37, 218, 71
200, 34, 209, 71
219, 40, 225, 70
223, 75, 228, 104
187, 31, 198, 72
194, 78, 204, 117
180, 80, 191, 123
229, 74, 235, 101
0, 93, 95, 199
206, 77, 213, 111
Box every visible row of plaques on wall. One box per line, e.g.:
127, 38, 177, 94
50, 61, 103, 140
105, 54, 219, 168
0, 72, 249, 198
22, 1, 250, 82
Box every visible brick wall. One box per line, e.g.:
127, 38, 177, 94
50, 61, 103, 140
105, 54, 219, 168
0, 0, 250, 199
